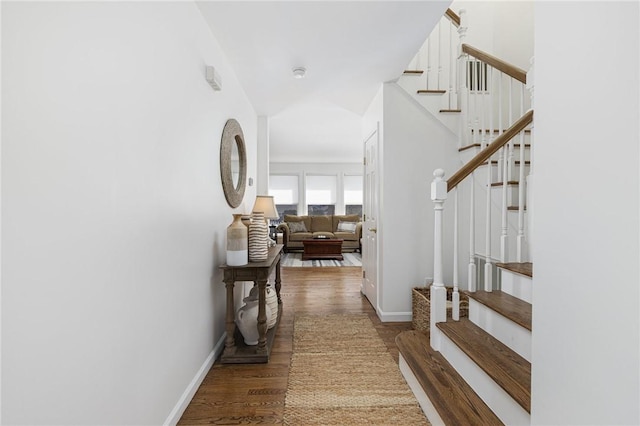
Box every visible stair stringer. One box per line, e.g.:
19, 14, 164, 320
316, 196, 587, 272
399, 355, 446, 426
395, 76, 460, 135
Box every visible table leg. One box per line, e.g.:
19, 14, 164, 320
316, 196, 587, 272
275, 257, 282, 304
223, 279, 236, 356
256, 279, 268, 354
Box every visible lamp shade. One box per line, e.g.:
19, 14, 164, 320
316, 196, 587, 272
252, 195, 279, 220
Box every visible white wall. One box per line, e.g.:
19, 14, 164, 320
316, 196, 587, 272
368, 83, 460, 320
451, 1, 534, 70
531, 2, 639, 425
2, 2, 257, 424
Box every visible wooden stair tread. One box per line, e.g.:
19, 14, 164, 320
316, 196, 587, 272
396, 331, 503, 425
417, 89, 446, 94
464, 290, 531, 331
507, 205, 527, 211
482, 160, 530, 165
437, 319, 531, 413
404, 70, 424, 75
471, 129, 532, 134
497, 262, 533, 277
491, 181, 520, 187
440, 109, 461, 113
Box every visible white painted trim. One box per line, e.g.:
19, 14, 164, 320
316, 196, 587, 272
399, 355, 444, 426
440, 332, 530, 425
163, 333, 226, 426
377, 310, 412, 322
469, 299, 531, 362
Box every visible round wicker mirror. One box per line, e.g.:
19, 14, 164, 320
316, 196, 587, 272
220, 119, 247, 208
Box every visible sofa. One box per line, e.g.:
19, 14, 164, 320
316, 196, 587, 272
277, 214, 362, 253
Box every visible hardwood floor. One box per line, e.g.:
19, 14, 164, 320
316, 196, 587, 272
178, 267, 412, 425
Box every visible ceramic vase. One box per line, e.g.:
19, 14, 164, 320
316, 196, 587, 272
249, 284, 278, 329
226, 214, 248, 266
248, 211, 268, 262
236, 295, 272, 345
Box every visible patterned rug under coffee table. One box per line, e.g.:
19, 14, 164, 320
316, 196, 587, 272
281, 252, 362, 267
283, 313, 429, 425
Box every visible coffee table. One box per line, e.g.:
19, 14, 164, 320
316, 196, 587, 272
302, 238, 344, 261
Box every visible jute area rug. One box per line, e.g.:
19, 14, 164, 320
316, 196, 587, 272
284, 314, 429, 425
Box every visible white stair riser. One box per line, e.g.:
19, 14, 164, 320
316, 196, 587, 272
491, 185, 526, 208
439, 331, 531, 425
468, 299, 532, 362
500, 269, 533, 303
500, 269, 532, 303
399, 355, 446, 426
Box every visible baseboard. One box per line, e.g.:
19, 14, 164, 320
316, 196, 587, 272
377, 310, 412, 322
163, 333, 226, 425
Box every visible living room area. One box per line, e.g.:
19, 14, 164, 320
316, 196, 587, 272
268, 162, 364, 268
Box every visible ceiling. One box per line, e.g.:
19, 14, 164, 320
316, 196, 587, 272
197, 1, 450, 163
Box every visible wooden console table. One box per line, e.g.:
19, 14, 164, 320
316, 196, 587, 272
219, 244, 283, 364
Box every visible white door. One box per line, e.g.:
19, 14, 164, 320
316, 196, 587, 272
362, 125, 379, 310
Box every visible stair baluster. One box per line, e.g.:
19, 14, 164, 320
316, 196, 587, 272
452, 188, 460, 320
484, 65, 493, 292
500, 72, 509, 262
517, 85, 527, 261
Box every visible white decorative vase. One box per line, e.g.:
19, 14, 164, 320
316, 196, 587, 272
236, 295, 273, 345
249, 284, 278, 329
248, 211, 268, 262
226, 214, 248, 266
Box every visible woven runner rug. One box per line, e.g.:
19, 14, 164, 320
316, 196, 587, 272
281, 252, 362, 267
283, 314, 429, 425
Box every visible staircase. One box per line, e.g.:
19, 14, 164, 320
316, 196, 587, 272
398, 264, 533, 425
394, 8, 535, 425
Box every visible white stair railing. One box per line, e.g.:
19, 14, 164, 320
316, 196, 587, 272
430, 110, 533, 350
405, 9, 535, 347
408, 9, 462, 110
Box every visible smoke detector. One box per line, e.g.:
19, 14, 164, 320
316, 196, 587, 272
292, 67, 306, 79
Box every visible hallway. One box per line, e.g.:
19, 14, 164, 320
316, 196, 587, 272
178, 267, 412, 425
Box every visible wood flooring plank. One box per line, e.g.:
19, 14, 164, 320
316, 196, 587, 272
178, 266, 413, 425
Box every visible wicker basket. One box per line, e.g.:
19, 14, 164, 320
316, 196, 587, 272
411, 286, 469, 332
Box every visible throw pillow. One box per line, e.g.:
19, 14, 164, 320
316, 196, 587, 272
288, 221, 308, 233
337, 221, 357, 233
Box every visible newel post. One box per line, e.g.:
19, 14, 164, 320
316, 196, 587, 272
430, 169, 448, 350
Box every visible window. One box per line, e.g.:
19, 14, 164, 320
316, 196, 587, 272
269, 175, 299, 224
344, 175, 363, 219
306, 175, 337, 216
